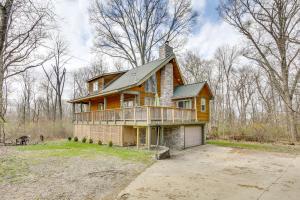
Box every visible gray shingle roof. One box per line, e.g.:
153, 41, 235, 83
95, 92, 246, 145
102, 55, 174, 93
172, 82, 206, 99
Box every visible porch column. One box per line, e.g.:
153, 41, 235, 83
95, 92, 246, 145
147, 126, 151, 150
104, 97, 107, 109
80, 103, 83, 112
136, 127, 140, 149
72, 103, 75, 121
120, 93, 124, 108
88, 101, 91, 111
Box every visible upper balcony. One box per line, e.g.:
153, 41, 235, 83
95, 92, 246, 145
74, 106, 200, 126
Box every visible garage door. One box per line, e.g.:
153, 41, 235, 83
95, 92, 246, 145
184, 126, 202, 148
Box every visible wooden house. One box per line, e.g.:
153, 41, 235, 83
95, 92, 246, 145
69, 42, 213, 149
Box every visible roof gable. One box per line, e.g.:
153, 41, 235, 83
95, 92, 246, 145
102, 54, 176, 93
172, 82, 213, 99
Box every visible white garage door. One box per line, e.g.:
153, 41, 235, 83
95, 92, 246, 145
184, 126, 202, 148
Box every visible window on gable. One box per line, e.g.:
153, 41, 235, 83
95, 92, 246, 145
201, 97, 206, 112
93, 81, 98, 92
145, 74, 157, 93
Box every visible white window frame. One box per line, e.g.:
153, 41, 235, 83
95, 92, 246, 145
201, 97, 206, 112
93, 81, 98, 92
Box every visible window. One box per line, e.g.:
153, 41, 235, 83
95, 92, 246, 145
98, 103, 104, 110
144, 97, 155, 106
145, 74, 157, 93
177, 99, 192, 109
201, 97, 206, 112
93, 81, 98, 92
123, 99, 134, 108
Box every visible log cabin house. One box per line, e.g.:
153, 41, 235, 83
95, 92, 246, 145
69, 42, 213, 149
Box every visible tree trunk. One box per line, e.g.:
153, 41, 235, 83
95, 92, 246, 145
284, 95, 298, 142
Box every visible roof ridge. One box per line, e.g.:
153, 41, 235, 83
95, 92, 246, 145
180, 81, 206, 87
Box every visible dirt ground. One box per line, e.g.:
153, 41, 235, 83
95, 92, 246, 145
0, 146, 148, 200
118, 145, 300, 200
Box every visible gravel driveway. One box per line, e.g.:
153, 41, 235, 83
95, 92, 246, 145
118, 145, 300, 200
0, 145, 149, 200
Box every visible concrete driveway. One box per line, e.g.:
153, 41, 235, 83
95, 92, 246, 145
118, 145, 300, 200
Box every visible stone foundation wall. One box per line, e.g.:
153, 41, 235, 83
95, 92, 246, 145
163, 126, 184, 150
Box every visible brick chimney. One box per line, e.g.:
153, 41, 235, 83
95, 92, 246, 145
159, 41, 173, 59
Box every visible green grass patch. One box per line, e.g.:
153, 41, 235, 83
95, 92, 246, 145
207, 140, 300, 154
17, 140, 154, 163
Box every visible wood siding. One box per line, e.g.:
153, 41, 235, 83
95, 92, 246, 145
196, 84, 211, 121
74, 124, 123, 146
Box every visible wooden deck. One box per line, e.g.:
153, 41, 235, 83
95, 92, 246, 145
74, 106, 200, 126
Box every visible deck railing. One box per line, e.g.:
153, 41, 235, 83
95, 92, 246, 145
74, 106, 196, 124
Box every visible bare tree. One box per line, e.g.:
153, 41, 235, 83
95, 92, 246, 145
90, 0, 197, 67
0, 0, 52, 142
72, 58, 107, 98
180, 51, 213, 84
215, 45, 240, 125
233, 66, 255, 124
219, 0, 300, 141
43, 36, 69, 121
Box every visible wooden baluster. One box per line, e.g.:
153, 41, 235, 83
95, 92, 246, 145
161, 107, 164, 123
134, 107, 136, 123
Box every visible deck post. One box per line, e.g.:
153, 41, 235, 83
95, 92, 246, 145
92, 112, 94, 124
172, 109, 175, 123
146, 107, 150, 124
147, 126, 151, 150
113, 110, 116, 124
136, 127, 140, 149
161, 127, 164, 145
72, 103, 75, 122
194, 97, 198, 121
80, 103, 83, 112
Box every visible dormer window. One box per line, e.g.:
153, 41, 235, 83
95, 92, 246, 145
93, 81, 98, 92
145, 74, 157, 93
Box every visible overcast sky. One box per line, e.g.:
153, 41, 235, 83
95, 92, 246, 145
54, 0, 242, 72
9, 0, 243, 105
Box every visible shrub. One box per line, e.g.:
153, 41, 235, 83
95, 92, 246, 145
108, 141, 113, 147
89, 138, 93, 144
74, 136, 78, 142
82, 137, 87, 143
68, 137, 72, 141
98, 140, 102, 145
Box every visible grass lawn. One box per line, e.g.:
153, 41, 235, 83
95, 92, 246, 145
17, 140, 154, 163
207, 140, 300, 154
